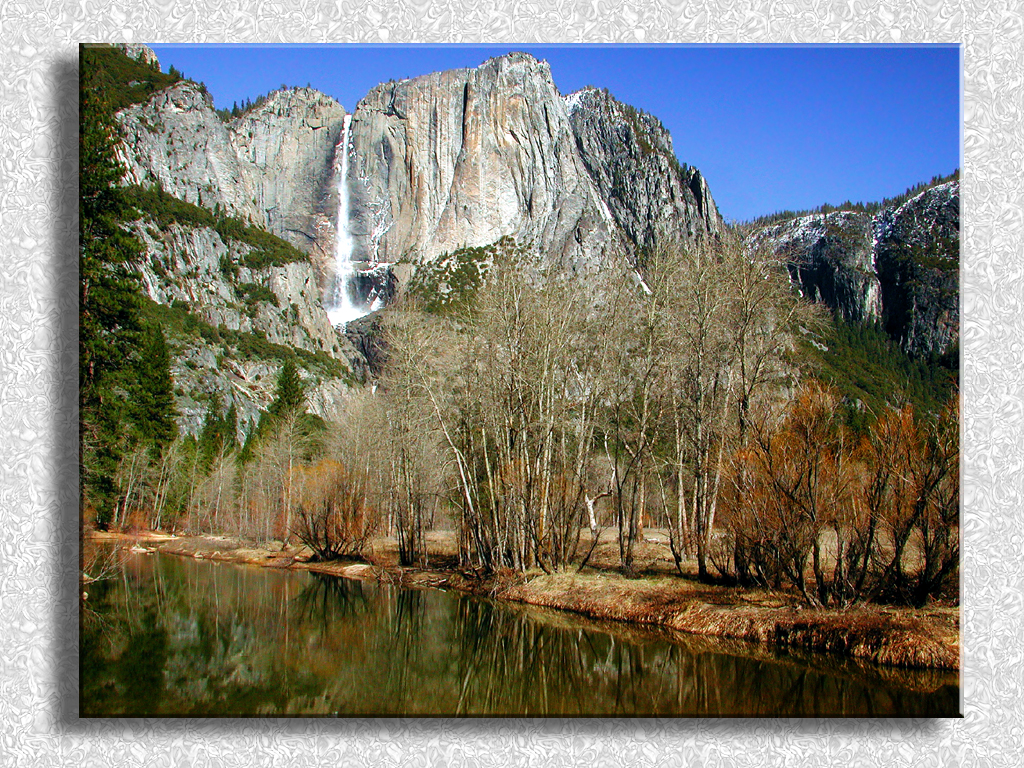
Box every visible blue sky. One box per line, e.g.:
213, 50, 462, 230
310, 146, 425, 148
149, 44, 961, 223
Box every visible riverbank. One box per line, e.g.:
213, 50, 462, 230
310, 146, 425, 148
85, 530, 959, 671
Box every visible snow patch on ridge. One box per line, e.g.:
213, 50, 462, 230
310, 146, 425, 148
563, 90, 585, 115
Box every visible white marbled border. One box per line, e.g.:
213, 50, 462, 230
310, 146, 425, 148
1, 0, 1021, 764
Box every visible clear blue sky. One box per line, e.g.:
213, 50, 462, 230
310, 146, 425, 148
149, 44, 961, 223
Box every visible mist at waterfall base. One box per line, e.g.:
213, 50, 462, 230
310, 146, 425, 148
325, 115, 382, 328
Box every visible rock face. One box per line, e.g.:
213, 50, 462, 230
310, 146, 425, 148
133, 224, 345, 357
115, 74, 359, 434
131, 221, 359, 435
753, 211, 881, 324
344, 54, 724, 274
565, 86, 723, 257
874, 181, 960, 358
118, 84, 347, 265
229, 89, 347, 258
118, 82, 262, 222
751, 181, 959, 357
347, 53, 627, 271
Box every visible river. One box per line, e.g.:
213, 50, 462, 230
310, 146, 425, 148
80, 550, 960, 717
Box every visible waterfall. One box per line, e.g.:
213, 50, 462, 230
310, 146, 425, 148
326, 115, 367, 327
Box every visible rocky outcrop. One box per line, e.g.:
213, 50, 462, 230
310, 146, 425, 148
874, 181, 959, 358
347, 53, 627, 271
118, 84, 347, 268
565, 86, 723, 257
343, 312, 387, 377
751, 181, 959, 357
752, 211, 881, 324
134, 223, 346, 357
131, 220, 360, 434
117, 82, 262, 222
228, 88, 347, 258
117, 43, 159, 68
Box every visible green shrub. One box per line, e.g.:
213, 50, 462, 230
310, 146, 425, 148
140, 297, 347, 380
406, 236, 527, 315
125, 184, 308, 269
235, 282, 280, 308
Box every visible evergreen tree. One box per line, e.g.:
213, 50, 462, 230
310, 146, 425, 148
269, 358, 306, 420
80, 84, 142, 395
198, 399, 239, 470
79, 66, 146, 525
133, 324, 177, 451
223, 401, 238, 449
237, 360, 307, 465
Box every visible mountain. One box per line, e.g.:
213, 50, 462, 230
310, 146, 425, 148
347, 53, 624, 270
750, 180, 959, 358
110, 50, 358, 434
106, 45, 726, 434
101, 44, 955, 439
343, 57, 724, 274
565, 86, 723, 256
116, 80, 347, 279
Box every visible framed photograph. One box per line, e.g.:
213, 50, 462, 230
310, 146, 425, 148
79, 43, 960, 717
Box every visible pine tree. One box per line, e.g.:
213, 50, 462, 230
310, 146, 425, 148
79, 63, 146, 525
80, 84, 142, 394
237, 360, 306, 465
224, 401, 238, 450
133, 324, 177, 451
269, 359, 305, 420
198, 399, 239, 470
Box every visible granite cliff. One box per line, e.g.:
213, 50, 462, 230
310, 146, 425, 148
346, 53, 626, 271
565, 86, 723, 257
113, 47, 358, 433
752, 181, 959, 357
111, 46, 728, 432
118, 48, 724, 284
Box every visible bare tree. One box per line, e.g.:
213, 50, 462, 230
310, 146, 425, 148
292, 458, 375, 560
598, 261, 672, 576
380, 252, 613, 574
865, 393, 960, 606
633, 236, 805, 580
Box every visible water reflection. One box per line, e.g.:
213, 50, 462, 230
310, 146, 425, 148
80, 551, 959, 716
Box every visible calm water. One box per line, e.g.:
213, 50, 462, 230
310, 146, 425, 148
80, 550, 960, 717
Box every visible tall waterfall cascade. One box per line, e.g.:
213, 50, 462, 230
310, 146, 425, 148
325, 115, 380, 327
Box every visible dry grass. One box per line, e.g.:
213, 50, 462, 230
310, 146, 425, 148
493, 569, 958, 670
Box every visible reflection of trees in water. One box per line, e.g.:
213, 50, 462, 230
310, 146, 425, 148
81, 575, 171, 716
292, 572, 370, 630
445, 599, 959, 716
82, 553, 327, 715
82, 555, 959, 716
372, 588, 428, 711
448, 598, 683, 715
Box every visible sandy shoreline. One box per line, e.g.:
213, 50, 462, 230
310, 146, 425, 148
85, 530, 960, 672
